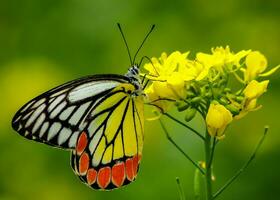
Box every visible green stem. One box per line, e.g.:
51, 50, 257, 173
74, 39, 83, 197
163, 113, 205, 141
159, 119, 205, 175
212, 126, 269, 199
208, 138, 217, 169
204, 132, 213, 200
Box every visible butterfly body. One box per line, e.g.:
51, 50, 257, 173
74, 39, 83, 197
12, 65, 145, 190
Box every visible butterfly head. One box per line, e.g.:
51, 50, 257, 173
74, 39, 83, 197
125, 65, 142, 92
126, 65, 139, 76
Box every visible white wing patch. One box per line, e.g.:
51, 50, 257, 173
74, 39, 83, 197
68, 81, 118, 103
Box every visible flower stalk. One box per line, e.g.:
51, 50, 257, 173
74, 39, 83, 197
204, 131, 213, 200
212, 126, 269, 199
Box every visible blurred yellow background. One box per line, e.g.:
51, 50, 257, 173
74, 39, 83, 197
0, 0, 279, 199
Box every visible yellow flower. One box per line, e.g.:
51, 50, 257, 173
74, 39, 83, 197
243, 80, 269, 100
143, 51, 190, 101
144, 51, 189, 78
144, 51, 213, 85
196, 46, 250, 71
206, 103, 233, 139
244, 51, 267, 81
145, 84, 173, 113
180, 60, 210, 81
244, 51, 280, 82
234, 80, 269, 119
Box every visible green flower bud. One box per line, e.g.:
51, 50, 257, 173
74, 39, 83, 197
235, 96, 244, 103
190, 96, 202, 104
177, 102, 190, 112
212, 83, 218, 87
185, 107, 197, 122
205, 92, 212, 98
219, 97, 229, 105
224, 88, 231, 93
219, 79, 227, 86
225, 104, 240, 115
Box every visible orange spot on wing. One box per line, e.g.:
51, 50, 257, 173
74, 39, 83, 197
112, 162, 125, 187
87, 168, 97, 185
132, 155, 141, 178
79, 152, 89, 175
125, 158, 134, 181
97, 167, 111, 189
76, 132, 88, 155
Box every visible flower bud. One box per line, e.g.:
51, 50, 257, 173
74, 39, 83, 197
224, 88, 231, 93
219, 97, 229, 105
190, 96, 202, 104
177, 102, 190, 112
235, 96, 244, 103
185, 107, 197, 122
206, 103, 233, 139
225, 104, 240, 115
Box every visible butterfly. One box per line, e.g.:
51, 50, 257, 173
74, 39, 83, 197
11, 24, 155, 190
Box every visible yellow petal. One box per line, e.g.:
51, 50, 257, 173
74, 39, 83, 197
243, 80, 269, 100
245, 51, 267, 81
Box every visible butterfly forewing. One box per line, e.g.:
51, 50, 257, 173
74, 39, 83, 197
12, 75, 129, 149
71, 83, 144, 190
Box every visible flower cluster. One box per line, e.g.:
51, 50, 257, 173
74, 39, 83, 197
144, 46, 279, 139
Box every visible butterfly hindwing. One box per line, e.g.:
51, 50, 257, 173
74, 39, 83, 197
12, 75, 130, 149
70, 84, 144, 190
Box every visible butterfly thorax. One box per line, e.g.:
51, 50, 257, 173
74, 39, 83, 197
125, 65, 142, 96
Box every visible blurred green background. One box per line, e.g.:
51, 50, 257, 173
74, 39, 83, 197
0, 0, 279, 199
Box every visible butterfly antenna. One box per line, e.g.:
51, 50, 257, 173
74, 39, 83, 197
117, 23, 133, 66
132, 24, 155, 66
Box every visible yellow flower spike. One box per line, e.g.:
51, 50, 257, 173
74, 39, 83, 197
206, 103, 233, 139
243, 80, 269, 100
245, 51, 267, 81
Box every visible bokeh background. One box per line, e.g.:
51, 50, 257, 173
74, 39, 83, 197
0, 0, 279, 200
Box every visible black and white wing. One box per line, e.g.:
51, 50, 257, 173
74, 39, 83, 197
12, 74, 129, 149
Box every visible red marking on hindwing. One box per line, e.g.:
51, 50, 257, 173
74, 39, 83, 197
97, 167, 111, 189
132, 155, 141, 178
87, 168, 97, 185
79, 152, 89, 175
125, 158, 134, 181
76, 132, 88, 155
112, 162, 125, 187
